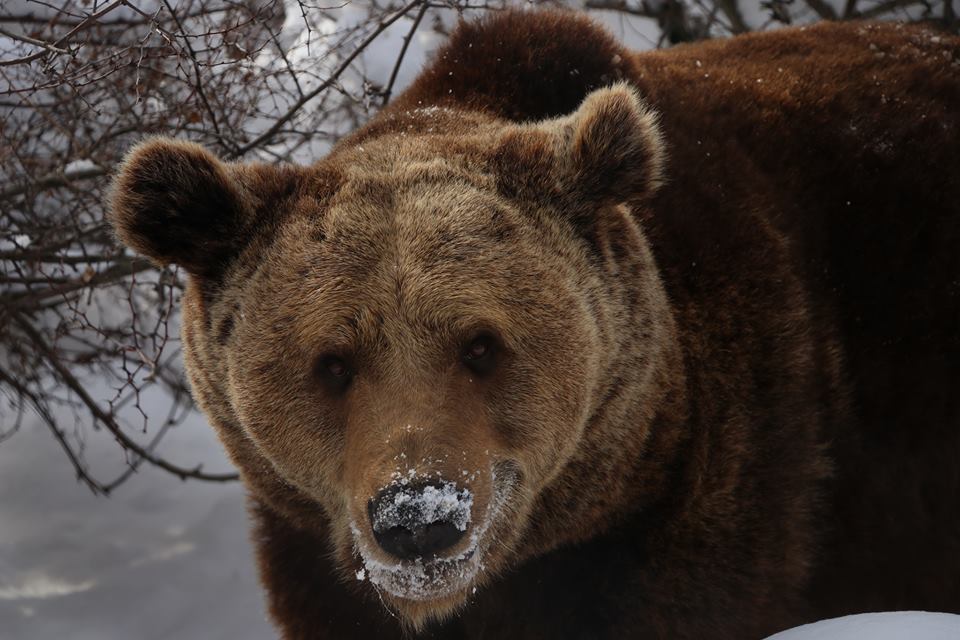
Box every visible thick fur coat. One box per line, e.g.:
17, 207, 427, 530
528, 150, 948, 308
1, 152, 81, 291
108, 11, 960, 639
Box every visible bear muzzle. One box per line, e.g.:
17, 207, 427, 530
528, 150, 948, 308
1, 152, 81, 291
368, 480, 472, 561
348, 460, 521, 603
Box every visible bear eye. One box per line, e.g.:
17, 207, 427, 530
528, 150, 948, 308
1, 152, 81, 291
462, 334, 497, 376
315, 354, 353, 391
326, 358, 348, 377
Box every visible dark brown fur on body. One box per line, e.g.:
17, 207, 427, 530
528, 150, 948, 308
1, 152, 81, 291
107, 10, 960, 640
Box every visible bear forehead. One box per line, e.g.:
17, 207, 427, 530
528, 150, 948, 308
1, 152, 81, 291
313, 161, 520, 273
240, 166, 557, 352
316, 131, 505, 230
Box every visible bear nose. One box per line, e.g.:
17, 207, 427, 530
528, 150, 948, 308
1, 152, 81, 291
368, 480, 472, 561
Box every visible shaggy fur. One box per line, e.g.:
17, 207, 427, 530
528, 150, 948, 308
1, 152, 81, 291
108, 10, 960, 639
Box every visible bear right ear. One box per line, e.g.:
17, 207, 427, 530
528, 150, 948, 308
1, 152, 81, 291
108, 138, 255, 278
492, 83, 665, 210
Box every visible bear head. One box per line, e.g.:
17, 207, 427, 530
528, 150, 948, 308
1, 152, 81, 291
108, 83, 671, 628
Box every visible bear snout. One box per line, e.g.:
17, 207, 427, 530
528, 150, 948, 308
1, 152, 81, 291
368, 480, 473, 561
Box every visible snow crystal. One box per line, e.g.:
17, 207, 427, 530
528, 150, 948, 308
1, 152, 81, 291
411, 106, 450, 118
0, 573, 97, 601
63, 158, 98, 174
371, 480, 473, 533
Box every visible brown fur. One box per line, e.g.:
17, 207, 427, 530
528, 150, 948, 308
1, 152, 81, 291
107, 10, 960, 639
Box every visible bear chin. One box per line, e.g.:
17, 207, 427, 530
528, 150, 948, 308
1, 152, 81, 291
385, 587, 475, 632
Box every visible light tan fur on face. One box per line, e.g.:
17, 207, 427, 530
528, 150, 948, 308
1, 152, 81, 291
110, 85, 678, 629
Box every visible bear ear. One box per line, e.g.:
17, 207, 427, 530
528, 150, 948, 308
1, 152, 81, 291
564, 83, 666, 203
493, 83, 665, 207
108, 138, 255, 278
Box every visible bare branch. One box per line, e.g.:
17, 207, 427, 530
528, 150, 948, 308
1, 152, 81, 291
0, 165, 106, 202
382, 2, 430, 105
233, 0, 427, 157
855, 0, 924, 19
0, 0, 125, 67
11, 313, 240, 483
716, 0, 750, 33
0, 25, 71, 54
805, 0, 840, 20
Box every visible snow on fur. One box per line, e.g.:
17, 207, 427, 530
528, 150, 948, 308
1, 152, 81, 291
371, 481, 473, 533
352, 467, 516, 601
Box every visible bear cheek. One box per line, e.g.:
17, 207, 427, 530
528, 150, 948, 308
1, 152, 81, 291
516, 379, 594, 490
225, 349, 348, 501
495, 328, 601, 490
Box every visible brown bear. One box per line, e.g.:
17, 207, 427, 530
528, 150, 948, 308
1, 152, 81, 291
107, 9, 960, 640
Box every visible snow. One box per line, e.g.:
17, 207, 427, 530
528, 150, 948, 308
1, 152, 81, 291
765, 612, 960, 640
0, 394, 272, 640
0, 574, 97, 600
11, 234, 31, 248
62, 159, 99, 174
352, 466, 516, 602
370, 481, 473, 534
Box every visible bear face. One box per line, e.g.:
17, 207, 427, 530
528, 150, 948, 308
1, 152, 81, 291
109, 84, 672, 627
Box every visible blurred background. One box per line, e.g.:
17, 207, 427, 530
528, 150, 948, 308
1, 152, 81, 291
1, 1, 956, 638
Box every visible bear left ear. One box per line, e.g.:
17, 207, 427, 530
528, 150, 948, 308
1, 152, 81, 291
108, 138, 257, 279
493, 83, 665, 207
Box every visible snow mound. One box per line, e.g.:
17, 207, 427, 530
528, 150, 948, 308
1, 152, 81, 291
766, 612, 960, 640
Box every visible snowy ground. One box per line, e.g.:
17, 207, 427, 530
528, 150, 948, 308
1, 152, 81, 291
0, 411, 273, 640
768, 612, 960, 640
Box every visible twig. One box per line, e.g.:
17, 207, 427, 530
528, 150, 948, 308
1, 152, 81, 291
158, 0, 232, 154
855, 0, 924, 19
0, 0, 125, 68
716, 0, 749, 33
0, 165, 106, 202
0, 25, 70, 54
232, 0, 425, 157
382, 2, 430, 105
0, 367, 106, 494
804, 0, 839, 19
3, 257, 155, 314
583, 0, 658, 18
12, 313, 240, 483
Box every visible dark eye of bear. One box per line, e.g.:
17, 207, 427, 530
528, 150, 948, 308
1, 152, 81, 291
315, 355, 352, 391
462, 334, 496, 376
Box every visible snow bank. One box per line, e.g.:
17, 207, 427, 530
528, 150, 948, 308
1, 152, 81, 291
766, 612, 960, 640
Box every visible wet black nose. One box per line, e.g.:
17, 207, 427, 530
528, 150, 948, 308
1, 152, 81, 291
368, 481, 470, 561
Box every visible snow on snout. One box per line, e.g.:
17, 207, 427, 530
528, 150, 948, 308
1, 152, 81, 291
372, 482, 473, 533
352, 466, 516, 601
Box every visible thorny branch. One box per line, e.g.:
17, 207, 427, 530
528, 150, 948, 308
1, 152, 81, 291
0, 0, 954, 496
